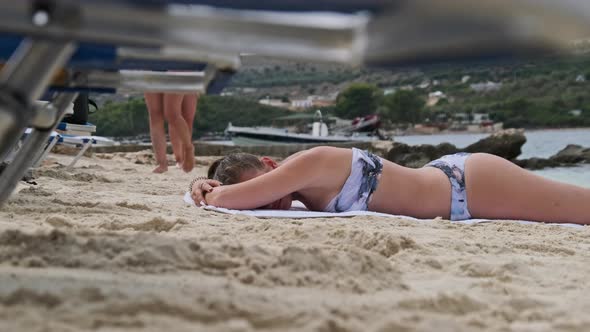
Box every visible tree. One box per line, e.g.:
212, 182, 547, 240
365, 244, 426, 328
90, 96, 292, 138
335, 83, 381, 119
90, 98, 150, 137
380, 90, 425, 124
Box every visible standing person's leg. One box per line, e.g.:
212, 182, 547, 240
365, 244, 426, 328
169, 94, 198, 167
163, 93, 194, 172
168, 121, 184, 167
144, 93, 168, 173
466, 153, 590, 224
181, 93, 198, 137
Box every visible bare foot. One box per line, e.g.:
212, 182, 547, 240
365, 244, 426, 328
175, 155, 183, 167
182, 144, 195, 173
174, 144, 184, 169
152, 164, 168, 173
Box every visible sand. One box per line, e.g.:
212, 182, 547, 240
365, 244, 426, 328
1, 150, 589, 332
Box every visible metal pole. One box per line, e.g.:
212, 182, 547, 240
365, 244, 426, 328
0, 93, 78, 206
83, 70, 207, 93
32, 134, 60, 168
0, 39, 76, 162
66, 139, 93, 170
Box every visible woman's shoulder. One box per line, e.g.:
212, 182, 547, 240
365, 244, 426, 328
286, 146, 350, 162
281, 147, 352, 170
306, 146, 350, 156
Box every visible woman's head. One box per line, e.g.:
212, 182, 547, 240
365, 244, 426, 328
207, 152, 290, 210
208, 152, 277, 185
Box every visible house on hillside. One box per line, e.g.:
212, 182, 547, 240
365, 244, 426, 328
259, 98, 290, 109
383, 88, 396, 95
312, 99, 335, 108
418, 80, 431, 89
470, 81, 502, 92
291, 97, 314, 110
241, 87, 258, 93
472, 113, 492, 124
291, 95, 336, 111
426, 91, 447, 107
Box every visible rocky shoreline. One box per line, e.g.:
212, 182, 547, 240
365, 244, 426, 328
384, 129, 590, 170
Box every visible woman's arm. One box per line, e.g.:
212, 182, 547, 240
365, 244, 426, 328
190, 178, 222, 205
204, 148, 324, 209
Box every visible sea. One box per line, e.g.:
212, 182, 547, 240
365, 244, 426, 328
395, 128, 590, 188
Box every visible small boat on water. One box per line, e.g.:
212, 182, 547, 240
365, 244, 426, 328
226, 110, 379, 145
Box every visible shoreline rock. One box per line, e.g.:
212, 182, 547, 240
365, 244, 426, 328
385, 130, 589, 170
386, 129, 527, 168
516, 144, 590, 170
462, 129, 526, 161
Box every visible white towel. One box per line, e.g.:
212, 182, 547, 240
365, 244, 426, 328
183, 192, 584, 228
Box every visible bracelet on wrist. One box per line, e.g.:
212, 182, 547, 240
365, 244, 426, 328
188, 176, 208, 193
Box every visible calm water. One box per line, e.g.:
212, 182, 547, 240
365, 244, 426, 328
395, 128, 590, 188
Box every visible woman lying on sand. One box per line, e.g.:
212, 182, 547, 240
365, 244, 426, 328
189, 147, 590, 224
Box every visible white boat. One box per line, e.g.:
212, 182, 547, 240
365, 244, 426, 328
226, 110, 378, 145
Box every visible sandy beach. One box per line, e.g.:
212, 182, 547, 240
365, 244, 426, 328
1, 150, 589, 332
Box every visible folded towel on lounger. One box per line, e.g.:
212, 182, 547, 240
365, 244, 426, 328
183, 192, 583, 229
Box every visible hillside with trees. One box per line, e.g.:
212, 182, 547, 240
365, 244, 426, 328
90, 51, 590, 138
90, 96, 291, 138
229, 53, 590, 129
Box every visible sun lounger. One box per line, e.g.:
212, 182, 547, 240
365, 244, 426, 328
21, 118, 111, 167
11, 128, 61, 167
0, 91, 79, 203
0, 33, 238, 203
2, 1, 590, 67
55, 121, 97, 169
18, 125, 99, 170
60, 135, 97, 170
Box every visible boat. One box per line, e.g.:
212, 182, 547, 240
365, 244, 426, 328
225, 110, 378, 145
350, 114, 381, 132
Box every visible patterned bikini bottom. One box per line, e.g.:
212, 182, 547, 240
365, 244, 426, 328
425, 153, 472, 221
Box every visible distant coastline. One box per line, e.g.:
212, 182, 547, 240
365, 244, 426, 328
395, 126, 590, 137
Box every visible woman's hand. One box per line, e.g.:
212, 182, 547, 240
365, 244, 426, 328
190, 179, 222, 206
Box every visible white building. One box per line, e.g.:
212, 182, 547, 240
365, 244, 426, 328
418, 80, 431, 89
472, 113, 492, 124
470, 81, 502, 92
291, 97, 314, 109
259, 98, 290, 109
384, 88, 397, 95
426, 91, 447, 107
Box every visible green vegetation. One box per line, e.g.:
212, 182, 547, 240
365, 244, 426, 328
380, 90, 425, 125
329, 54, 590, 128
334, 84, 426, 124
425, 56, 590, 128
92, 52, 590, 137
334, 83, 381, 119
90, 96, 291, 138
194, 96, 292, 133
231, 65, 363, 87
89, 98, 150, 137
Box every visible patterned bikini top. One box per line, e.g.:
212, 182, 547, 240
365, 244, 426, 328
323, 148, 383, 212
